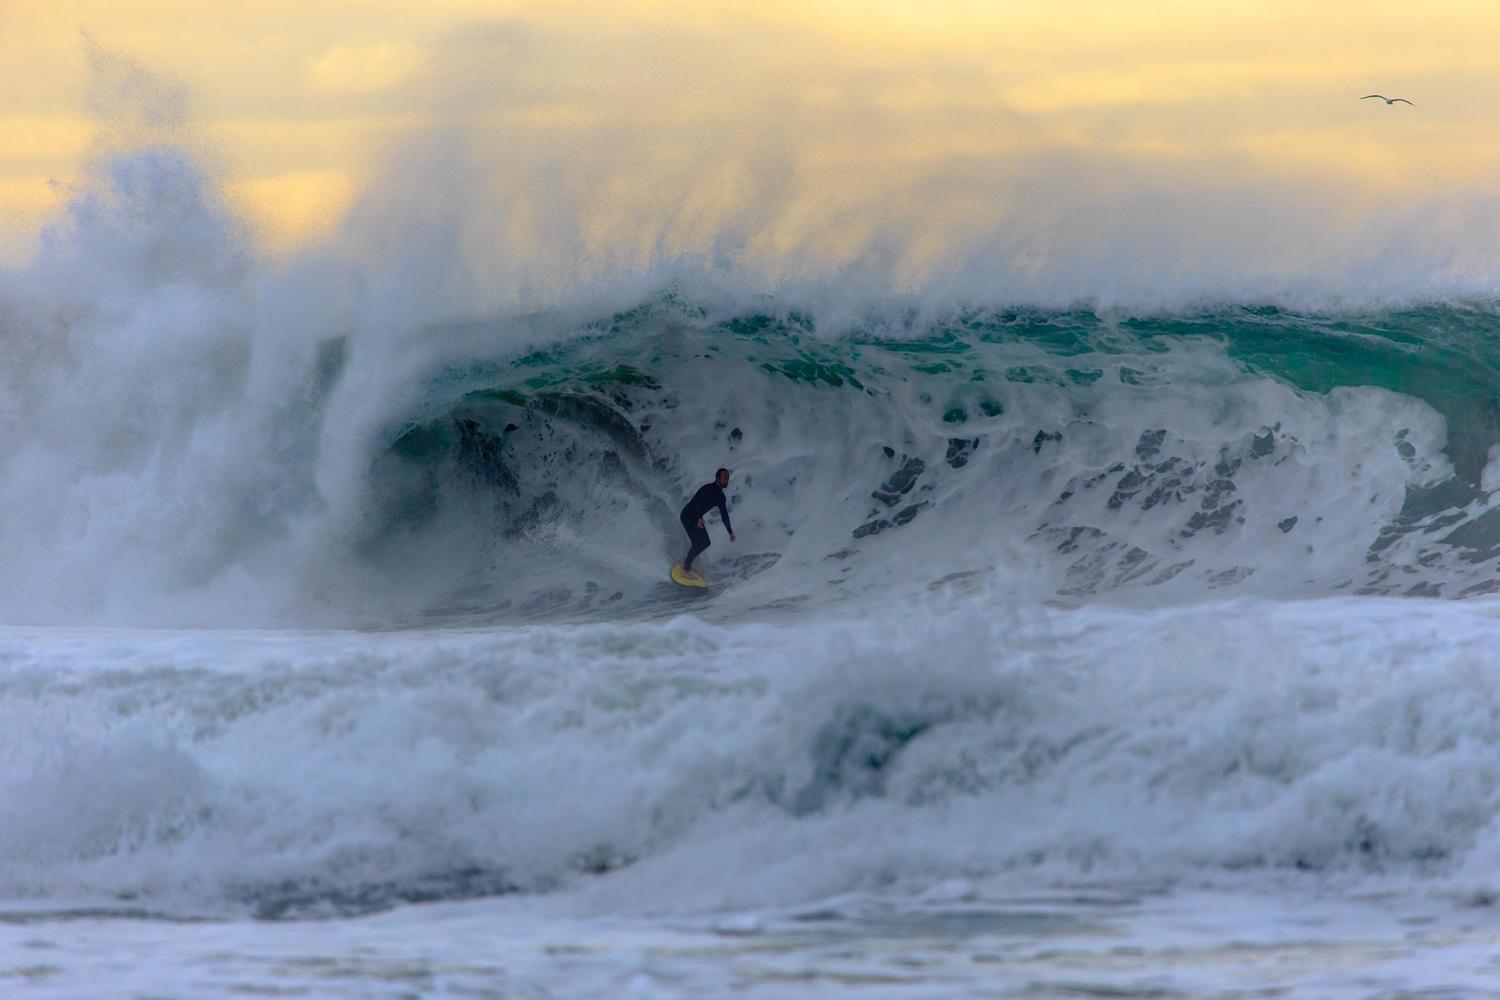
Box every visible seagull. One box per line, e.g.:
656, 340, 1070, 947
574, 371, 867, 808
1361, 94, 1415, 106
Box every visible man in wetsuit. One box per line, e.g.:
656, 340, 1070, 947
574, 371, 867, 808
680, 467, 735, 579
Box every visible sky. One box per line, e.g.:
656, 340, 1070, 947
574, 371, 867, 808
2, 1, 1498, 277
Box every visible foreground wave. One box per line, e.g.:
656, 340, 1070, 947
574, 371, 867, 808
4, 594, 1500, 918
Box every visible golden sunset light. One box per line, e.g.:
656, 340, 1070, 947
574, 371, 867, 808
4, 1, 1498, 262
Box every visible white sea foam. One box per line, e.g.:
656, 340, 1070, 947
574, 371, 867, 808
3, 591, 1500, 919
8, 885, 1500, 999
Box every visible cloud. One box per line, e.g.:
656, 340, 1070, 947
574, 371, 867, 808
224, 168, 357, 251
0, 116, 91, 163
307, 39, 425, 95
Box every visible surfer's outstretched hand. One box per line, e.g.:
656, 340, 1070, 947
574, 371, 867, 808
730, 533, 737, 542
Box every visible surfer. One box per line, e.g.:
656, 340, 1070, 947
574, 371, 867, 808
680, 468, 735, 579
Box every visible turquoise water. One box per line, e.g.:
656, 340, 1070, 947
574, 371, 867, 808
345, 296, 1500, 617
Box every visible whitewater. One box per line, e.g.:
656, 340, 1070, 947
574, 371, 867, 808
14, 54, 1500, 998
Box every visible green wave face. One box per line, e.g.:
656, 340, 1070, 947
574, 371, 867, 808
359, 297, 1500, 621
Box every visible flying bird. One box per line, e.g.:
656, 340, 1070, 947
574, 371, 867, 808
1361, 94, 1415, 106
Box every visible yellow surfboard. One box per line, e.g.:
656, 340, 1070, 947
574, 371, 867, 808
671, 564, 708, 588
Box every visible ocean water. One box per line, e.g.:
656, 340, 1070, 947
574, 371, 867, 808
10, 136, 1500, 998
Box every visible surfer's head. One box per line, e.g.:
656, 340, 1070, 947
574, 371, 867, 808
715, 467, 730, 487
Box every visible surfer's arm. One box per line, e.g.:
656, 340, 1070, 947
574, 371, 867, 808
718, 500, 734, 538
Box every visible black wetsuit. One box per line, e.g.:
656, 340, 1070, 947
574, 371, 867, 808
680, 482, 732, 571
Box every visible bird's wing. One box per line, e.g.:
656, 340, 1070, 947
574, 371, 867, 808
1360, 94, 1386, 100
1392, 98, 1415, 105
